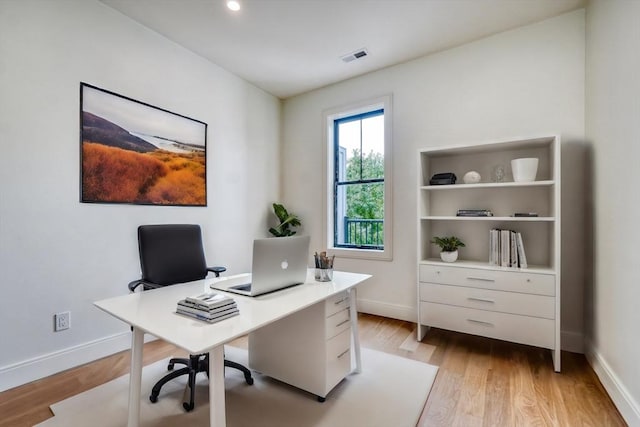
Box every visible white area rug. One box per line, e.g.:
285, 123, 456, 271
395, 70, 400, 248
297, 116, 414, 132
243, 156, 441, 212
37, 347, 437, 427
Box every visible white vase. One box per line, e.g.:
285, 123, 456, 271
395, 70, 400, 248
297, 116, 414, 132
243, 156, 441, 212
440, 250, 458, 262
511, 158, 539, 182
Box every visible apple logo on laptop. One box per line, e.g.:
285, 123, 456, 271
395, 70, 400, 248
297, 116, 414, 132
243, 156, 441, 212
281, 260, 289, 270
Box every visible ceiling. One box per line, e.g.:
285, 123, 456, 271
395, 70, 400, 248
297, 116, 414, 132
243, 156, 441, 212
100, 0, 585, 99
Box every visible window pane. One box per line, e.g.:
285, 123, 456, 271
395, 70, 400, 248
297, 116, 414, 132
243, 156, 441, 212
335, 182, 384, 248
337, 120, 362, 180
361, 115, 384, 180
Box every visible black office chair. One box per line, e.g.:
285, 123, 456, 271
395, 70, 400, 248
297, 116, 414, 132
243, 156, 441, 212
128, 224, 253, 412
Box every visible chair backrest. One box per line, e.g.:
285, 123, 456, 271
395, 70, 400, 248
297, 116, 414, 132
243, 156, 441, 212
137, 224, 208, 286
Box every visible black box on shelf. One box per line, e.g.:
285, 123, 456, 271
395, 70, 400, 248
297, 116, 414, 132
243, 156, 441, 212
429, 172, 457, 185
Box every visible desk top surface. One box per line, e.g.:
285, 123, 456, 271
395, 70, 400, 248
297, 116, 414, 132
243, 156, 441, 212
94, 269, 370, 354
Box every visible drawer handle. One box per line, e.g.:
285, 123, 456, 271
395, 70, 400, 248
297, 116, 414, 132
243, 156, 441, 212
337, 349, 350, 359
334, 298, 347, 305
467, 297, 495, 304
335, 319, 350, 327
467, 318, 494, 327
466, 276, 495, 282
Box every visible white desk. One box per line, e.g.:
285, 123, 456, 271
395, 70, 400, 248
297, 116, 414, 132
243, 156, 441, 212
94, 269, 370, 427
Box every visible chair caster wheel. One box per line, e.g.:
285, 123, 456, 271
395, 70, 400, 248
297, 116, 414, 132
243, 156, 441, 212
167, 363, 174, 370
149, 394, 158, 403
317, 396, 326, 402
183, 402, 194, 412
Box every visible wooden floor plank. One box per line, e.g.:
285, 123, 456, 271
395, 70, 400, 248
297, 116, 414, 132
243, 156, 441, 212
0, 314, 627, 427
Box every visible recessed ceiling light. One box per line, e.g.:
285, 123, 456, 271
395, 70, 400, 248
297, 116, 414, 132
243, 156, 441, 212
227, 0, 240, 11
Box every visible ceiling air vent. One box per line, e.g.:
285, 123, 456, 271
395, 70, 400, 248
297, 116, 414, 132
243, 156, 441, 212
341, 48, 368, 63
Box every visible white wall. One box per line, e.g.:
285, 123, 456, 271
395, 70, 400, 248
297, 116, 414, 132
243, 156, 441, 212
0, 0, 281, 390
585, 1, 640, 424
283, 11, 586, 351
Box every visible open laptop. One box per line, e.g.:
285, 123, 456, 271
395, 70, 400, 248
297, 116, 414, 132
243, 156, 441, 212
210, 235, 310, 297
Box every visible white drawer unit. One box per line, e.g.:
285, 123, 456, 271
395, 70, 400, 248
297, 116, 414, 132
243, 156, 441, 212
249, 291, 352, 401
418, 264, 555, 296
417, 136, 561, 372
417, 263, 559, 370
419, 302, 555, 349
419, 282, 555, 319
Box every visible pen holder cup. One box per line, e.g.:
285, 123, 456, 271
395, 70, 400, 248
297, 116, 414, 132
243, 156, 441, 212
315, 268, 333, 282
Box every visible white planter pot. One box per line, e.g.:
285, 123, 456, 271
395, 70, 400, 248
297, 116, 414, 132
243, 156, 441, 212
440, 250, 458, 262
511, 158, 539, 182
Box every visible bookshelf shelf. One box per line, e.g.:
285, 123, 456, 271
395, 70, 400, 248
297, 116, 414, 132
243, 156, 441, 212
416, 135, 561, 372
420, 216, 555, 222
420, 179, 554, 190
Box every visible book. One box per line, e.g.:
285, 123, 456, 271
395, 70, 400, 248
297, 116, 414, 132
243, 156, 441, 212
457, 209, 494, 217
516, 232, 528, 268
185, 292, 234, 310
510, 230, 518, 268
513, 212, 538, 217
176, 309, 240, 323
500, 229, 510, 267
177, 300, 237, 316
489, 229, 499, 265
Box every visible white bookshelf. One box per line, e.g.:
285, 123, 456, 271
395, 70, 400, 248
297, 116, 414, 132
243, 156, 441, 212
416, 135, 561, 371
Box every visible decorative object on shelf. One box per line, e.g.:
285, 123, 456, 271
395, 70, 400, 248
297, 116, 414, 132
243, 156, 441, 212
511, 157, 539, 182
491, 164, 506, 182
462, 171, 481, 184
269, 203, 301, 237
429, 172, 457, 185
431, 236, 465, 262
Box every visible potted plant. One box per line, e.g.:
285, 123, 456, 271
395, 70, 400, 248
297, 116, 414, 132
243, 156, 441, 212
431, 235, 465, 262
269, 203, 301, 237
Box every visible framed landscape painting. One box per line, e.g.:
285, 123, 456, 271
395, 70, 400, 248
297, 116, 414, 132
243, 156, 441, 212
80, 83, 207, 206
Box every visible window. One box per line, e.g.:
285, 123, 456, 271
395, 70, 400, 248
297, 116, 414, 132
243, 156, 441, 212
323, 96, 392, 260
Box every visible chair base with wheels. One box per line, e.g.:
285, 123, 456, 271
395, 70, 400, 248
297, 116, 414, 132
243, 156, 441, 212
149, 353, 254, 411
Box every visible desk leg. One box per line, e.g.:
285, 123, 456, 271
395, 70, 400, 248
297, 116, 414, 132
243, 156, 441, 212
209, 345, 226, 427
127, 327, 144, 427
349, 288, 362, 374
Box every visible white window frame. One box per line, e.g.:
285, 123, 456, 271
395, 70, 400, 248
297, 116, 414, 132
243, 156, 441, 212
322, 95, 393, 261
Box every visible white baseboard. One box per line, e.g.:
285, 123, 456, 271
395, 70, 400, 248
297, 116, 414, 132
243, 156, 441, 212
0, 331, 154, 392
357, 298, 415, 323
585, 338, 640, 426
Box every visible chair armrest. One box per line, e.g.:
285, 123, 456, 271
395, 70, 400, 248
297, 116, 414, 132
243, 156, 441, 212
207, 266, 227, 277
128, 279, 163, 292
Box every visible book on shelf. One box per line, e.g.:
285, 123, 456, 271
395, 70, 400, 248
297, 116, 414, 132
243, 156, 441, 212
456, 209, 494, 217
490, 228, 527, 269
513, 212, 539, 217
185, 291, 234, 310
516, 232, 528, 268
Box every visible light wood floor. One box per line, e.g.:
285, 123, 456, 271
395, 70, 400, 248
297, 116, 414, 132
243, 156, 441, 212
0, 313, 626, 427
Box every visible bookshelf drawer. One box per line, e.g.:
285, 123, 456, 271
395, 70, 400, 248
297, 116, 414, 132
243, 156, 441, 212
325, 291, 350, 317
420, 302, 555, 349
419, 264, 555, 296
419, 283, 555, 319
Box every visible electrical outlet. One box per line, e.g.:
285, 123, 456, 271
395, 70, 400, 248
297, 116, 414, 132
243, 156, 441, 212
54, 311, 70, 331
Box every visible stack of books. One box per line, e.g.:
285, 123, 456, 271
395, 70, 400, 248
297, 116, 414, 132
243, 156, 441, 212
456, 209, 494, 217
176, 292, 239, 323
489, 228, 528, 268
